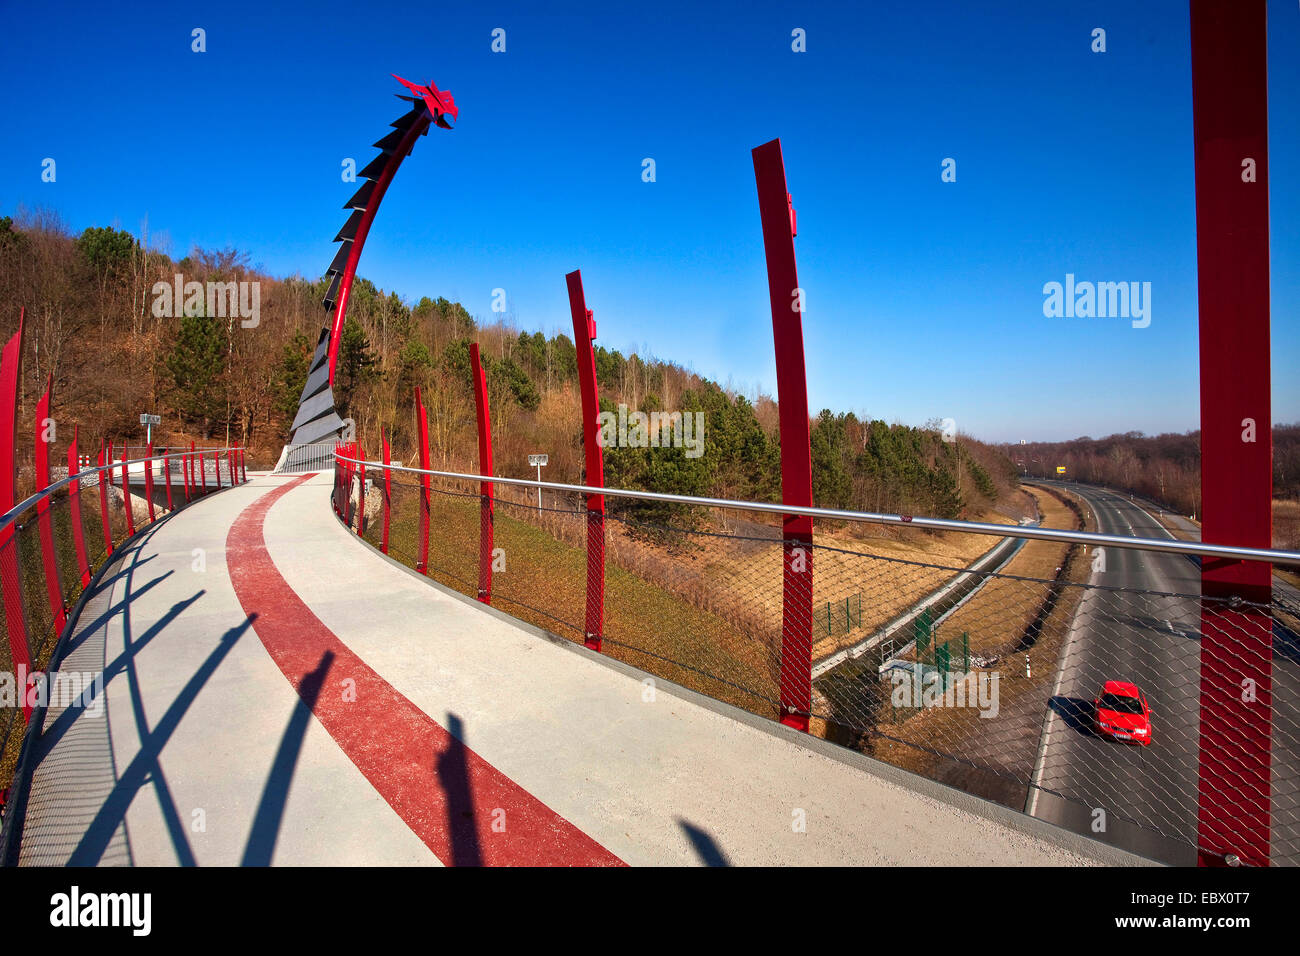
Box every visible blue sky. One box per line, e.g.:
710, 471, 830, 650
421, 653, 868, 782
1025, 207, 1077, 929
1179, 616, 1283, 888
2, 0, 1297, 442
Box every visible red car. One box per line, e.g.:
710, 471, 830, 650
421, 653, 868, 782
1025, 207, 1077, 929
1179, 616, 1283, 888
1094, 681, 1152, 746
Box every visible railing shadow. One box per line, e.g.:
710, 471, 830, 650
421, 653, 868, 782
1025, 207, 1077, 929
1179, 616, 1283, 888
241, 650, 335, 866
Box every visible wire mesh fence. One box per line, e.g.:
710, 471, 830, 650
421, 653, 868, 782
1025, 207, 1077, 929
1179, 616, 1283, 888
0, 450, 247, 805
335, 455, 1300, 866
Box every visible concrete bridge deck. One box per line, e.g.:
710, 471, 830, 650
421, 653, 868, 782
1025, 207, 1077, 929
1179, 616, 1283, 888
11, 473, 1132, 866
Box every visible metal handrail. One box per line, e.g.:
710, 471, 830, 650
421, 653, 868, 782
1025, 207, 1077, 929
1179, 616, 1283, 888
332, 453, 1300, 568
0, 448, 242, 535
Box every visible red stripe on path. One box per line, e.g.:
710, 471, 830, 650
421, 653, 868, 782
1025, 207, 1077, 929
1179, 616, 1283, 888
227, 475, 624, 867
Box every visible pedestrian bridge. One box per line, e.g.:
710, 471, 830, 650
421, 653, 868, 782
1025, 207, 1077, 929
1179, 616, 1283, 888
2, 472, 1119, 866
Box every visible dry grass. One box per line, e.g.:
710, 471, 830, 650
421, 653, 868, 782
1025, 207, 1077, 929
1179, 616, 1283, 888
833, 483, 1095, 802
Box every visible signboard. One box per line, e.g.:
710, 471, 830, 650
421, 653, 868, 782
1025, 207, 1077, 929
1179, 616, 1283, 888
528, 454, 549, 467
1055, 466, 1066, 474
140, 413, 161, 426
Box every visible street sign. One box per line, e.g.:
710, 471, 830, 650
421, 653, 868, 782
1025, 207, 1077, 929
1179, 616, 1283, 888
1056, 466, 1066, 474
140, 414, 161, 426
528, 454, 548, 511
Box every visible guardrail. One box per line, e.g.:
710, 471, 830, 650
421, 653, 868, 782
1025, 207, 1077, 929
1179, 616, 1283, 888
0, 315, 249, 816
332, 448, 1300, 866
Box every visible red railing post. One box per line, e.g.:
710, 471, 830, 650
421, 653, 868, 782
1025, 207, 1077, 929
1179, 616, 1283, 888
67, 428, 91, 588
97, 439, 113, 557
120, 445, 135, 537
470, 343, 495, 604
1190, 0, 1273, 868
240, 445, 247, 483
144, 441, 156, 524
212, 451, 221, 490
0, 313, 34, 721
191, 441, 200, 496
414, 388, 432, 574
356, 444, 367, 537
566, 270, 605, 651
381, 426, 392, 555
332, 447, 339, 514
753, 138, 814, 732
163, 447, 174, 512
34, 374, 68, 638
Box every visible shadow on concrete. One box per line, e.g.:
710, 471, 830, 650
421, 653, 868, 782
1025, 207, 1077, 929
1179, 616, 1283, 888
36, 583, 197, 757
241, 650, 335, 866
677, 818, 730, 866
437, 713, 482, 867
66, 612, 255, 865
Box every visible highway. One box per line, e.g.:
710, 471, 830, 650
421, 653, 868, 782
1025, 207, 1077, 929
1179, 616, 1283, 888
1026, 481, 1299, 865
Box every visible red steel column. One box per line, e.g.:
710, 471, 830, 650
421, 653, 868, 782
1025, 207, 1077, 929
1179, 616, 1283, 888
163, 448, 174, 512
753, 138, 814, 732
67, 429, 91, 588
356, 444, 367, 537
332, 447, 340, 515
97, 440, 112, 557
381, 426, 392, 555
144, 441, 156, 524
34, 374, 68, 637
1191, 0, 1273, 868
120, 446, 134, 537
415, 388, 432, 574
0, 314, 33, 721
566, 270, 605, 651
212, 451, 221, 490
470, 343, 495, 604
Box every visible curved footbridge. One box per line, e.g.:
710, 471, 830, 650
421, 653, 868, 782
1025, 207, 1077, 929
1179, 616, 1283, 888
7, 474, 1138, 866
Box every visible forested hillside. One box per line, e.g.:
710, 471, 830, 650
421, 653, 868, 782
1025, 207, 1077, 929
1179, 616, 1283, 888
1006, 427, 1300, 517
0, 208, 1019, 521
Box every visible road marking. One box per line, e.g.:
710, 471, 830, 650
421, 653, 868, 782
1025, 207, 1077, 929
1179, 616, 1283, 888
226, 474, 624, 867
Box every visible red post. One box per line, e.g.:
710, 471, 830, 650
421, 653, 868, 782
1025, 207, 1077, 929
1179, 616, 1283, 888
356, 444, 367, 537
97, 440, 113, 557
753, 138, 814, 732
0, 314, 34, 721
415, 387, 432, 574
212, 451, 221, 490
469, 344, 495, 604
566, 270, 605, 651
67, 429, 91, 588
240, 446, 247, 482
332, 447, 339, 515
144, 441, 156, 524
120, 446, 135, 537
163, 447, 174, 512
381, 426, 392, 555
34, 374, 68, 638
191, 441, 200, 496
1190, 0, 1272, 868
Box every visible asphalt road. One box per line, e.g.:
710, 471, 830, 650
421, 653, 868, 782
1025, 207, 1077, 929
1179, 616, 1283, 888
1027, 482, 1205, 865
1026, 481, 1300, 865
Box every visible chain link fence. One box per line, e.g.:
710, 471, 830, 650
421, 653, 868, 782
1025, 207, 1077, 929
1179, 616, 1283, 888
0, 449, 246, 811
334, 457, 1300, 866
